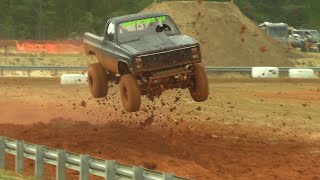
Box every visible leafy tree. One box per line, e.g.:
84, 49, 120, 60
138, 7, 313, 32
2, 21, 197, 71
0, 0, 319, 40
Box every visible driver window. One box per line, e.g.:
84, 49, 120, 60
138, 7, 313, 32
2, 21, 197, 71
105, 23, 115, 42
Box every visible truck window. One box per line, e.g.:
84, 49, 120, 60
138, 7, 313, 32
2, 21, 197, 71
294, 31, 302, 36
105, 23, 115, 42
117, 15, 179, 43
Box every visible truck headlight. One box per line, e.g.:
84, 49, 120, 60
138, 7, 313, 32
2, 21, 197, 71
191, 47, 199, 59
192, 54, 199, 58
135, 57, 143, 68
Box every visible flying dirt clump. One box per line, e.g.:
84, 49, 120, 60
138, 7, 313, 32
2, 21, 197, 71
139, 112, 155, 128
142, 161, 157, 170
143, 1, 306, 66
80, 100, 86, 107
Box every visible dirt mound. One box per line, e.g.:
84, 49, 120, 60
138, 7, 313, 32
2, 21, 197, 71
143, 1, 304, 66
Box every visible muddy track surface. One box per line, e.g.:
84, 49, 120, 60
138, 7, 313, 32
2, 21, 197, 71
0, 78, 319, 179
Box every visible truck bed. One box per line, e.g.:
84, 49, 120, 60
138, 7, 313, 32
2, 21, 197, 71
83, 32, 103, 55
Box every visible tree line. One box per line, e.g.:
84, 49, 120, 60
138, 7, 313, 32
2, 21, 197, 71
0, 0, 319, 40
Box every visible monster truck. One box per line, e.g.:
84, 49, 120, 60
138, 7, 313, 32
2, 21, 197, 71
83, 12, 208, 112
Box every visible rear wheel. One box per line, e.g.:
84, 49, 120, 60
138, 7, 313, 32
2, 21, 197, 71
189, 63, 209, 102
88, 63, 108, 98
120, 74, 141, 112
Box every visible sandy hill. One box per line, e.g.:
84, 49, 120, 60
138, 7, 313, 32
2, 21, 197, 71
143, 1, 304, 66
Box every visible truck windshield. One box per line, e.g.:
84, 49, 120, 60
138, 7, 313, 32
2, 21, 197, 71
267, 26, 288, 39
310, 30, 320, 41
117, 15, 179, 43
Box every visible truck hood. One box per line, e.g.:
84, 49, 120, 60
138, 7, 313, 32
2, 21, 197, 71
120, 34, 198, 56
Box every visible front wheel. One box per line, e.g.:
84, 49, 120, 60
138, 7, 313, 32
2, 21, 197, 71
120, 74, 141, 112
189, 63, 209, 102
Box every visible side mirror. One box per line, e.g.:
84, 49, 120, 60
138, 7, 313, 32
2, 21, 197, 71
105, 34, 115, 42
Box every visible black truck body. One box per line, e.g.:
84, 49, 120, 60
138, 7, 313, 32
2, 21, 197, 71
83, 12, 208, 112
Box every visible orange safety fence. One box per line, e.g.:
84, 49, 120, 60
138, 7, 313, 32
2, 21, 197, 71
0, 40, 84, 54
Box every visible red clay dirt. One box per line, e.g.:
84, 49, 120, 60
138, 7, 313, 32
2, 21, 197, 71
0, 78, 320, 179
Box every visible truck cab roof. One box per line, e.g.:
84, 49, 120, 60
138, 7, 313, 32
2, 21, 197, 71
259, 22, 288, 27
293, 29, 318, 32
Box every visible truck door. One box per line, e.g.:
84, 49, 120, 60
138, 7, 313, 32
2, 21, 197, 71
101, 22, 118, 73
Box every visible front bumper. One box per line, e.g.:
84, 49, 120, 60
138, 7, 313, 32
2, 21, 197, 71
133, 46, 201, 73
149, 67, 191, 81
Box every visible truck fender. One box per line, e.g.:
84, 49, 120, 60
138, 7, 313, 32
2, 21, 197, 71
118, 60, 132, 75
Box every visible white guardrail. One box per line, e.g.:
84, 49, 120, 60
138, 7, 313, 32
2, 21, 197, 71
0, 136, 190, 180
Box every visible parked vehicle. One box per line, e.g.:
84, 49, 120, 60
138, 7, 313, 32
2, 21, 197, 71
83, 12, 209, 112
293, 29, 320, 52
288, 33, 306, 49
259, 22, 288, 44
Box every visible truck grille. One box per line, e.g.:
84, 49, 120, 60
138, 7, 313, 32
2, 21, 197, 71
141, 48, 193, 69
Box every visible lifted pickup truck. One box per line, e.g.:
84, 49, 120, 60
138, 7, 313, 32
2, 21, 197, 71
83, 12, 208, 112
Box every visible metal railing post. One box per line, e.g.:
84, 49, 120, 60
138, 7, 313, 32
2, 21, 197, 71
133, 166, 144, 180
57, 149, 66, 180
80, 154, 90, 180
163, 173, 174, 180
105, 160, 116, 180
15, 141, 24, 175
35, 145, 45, 179
0, 137, 6, 169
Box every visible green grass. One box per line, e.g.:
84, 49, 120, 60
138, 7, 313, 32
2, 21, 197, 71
0, 170, 34, 180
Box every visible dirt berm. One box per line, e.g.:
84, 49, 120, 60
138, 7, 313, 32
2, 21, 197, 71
143, 1, 304, 66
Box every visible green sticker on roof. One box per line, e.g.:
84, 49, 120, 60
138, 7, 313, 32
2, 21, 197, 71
122, 16, 167, 27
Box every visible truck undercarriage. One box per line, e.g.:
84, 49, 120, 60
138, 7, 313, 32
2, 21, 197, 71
139, 66, 193, 99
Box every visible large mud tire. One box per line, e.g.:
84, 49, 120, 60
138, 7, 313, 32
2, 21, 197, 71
120, 74, 141, 112
189, 63, 209, 102
88, 63, 108, 98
